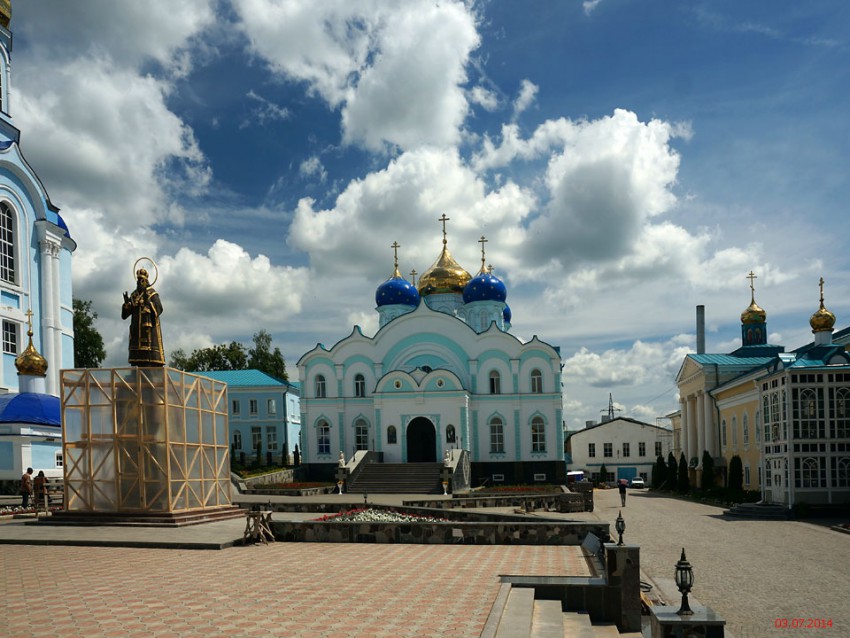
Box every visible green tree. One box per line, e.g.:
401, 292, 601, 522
169, 341, 248, 371
728, 455, 744, 493
72, 299, 106, 368
666, 452, 677, 490
248, 329, 287, 380
598, 463, 608, 485
701, 450, 716, 491
653, 455, 667, 489
677, 452, 690, 493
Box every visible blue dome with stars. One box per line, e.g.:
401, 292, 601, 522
463, 270, 507, 304
376, 273, 420, 308
503, 304, 512, 324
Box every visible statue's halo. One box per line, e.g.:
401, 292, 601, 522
132, 257, 159, 286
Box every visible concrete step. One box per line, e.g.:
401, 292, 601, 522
561, 611, 594, 638
495, 587, 534, 638
589, 623, 622, 637
531, 599, 563, 638
347, 462, 444, 494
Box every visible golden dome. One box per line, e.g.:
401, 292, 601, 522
15, 330, 48, 377
417, 245, 471, 296
810, 277, 836, 333
741, 299, 766, 324
0, 1, 10, 29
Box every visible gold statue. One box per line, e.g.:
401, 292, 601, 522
122, 260, 164, 367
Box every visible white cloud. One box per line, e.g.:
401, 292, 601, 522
299, 156, 328, 182
236, 0, 480, 151
469, 86, 499, 111
583, 0, 604, 16
239, 90, 291, 129
512, 79, 538, 119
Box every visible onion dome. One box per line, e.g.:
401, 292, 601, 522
417, 215, 471, 296
0, 0, 10, 29
15, 322, 47, 378
376, 268, 420, 307
0, 392, 60, 426
810, 277, 836, 333
503, 304, 512, 324
741, 271, 766, 324
464, 240, 507, 303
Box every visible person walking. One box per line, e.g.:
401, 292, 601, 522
19, 467, 33, 508
33, 470, 49, 510
618, 479, 627, 507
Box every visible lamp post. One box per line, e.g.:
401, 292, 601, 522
615, 510, 625, 546
674, 548, 695, 615
363, 492, 368, 506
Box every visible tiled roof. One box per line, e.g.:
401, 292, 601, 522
688, 354, 775, 367
190, 369, 291, 388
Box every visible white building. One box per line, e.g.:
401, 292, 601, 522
565, 417, 673, 484
298, 224, 565, 485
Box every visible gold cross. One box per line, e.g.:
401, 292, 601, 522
478, 235, 488, 269
410, 269, 418, 285
746, 271, 757, 301
438, 214, 450, 245
819, 276, 825, 306
391, 241, 400, 269
24, 308, 33, 337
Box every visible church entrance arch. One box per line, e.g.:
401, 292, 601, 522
406, 417, 437, 463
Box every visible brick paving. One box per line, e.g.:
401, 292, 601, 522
590, 488, 850, 638
1, 540, 590, 638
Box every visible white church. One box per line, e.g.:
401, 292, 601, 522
0, 3, 75, 487
297, 218, 565, 485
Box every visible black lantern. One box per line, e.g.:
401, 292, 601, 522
615, 510, 625, 546
674, 547, 695, 615
363, 492, 368, 505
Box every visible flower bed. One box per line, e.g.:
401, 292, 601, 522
312, 507, 450, 523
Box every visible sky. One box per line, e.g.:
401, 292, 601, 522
8, 1, 850, 428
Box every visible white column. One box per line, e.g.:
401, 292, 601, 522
703, 392, 716, 457
38, 239, 58, 394
678, 398, 688, 459
686, 396, 697, 462
696, 391, 706, 464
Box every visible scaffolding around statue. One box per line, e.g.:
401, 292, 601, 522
60, 367, 233, 515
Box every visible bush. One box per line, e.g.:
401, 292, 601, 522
701, 450, 715, 491
652, 455, 667, 489
728, 455, 744, 493
677, 452, 690, 493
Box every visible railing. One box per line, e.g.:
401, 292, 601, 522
444, 449, 471, 492
343, 450, 382, 487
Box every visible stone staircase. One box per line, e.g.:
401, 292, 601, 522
723, 502, 790, 520
346, 462, 444, 494
485, 585, 642, 638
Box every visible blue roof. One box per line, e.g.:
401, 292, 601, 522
0, 392, 61, 426
375, 276, 420, 308
190, 369, 290, 387
463, 271, 507, 303
689, 354, 776, 367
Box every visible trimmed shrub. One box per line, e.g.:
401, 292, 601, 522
677, 452, 690, 493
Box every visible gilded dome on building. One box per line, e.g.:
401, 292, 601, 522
741, 270, 766, 324
810, 277, 836, 333
417, 214, 471, 296
15, 327, 48, 378
0, 0, 10, 29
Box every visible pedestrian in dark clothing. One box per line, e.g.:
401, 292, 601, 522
618, 481, 627, 506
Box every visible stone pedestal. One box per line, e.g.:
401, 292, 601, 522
60, 367, 232, 516
604, 543, 641, 633
650, 605, 726, 637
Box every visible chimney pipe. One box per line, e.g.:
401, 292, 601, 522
696, 305, 705, 354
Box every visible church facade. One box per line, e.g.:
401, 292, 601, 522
298, 224, 565, 485
0, 4, 75, 396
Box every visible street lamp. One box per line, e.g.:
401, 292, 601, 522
615, 510, 625, 546
363, 492, 368, 506
674, 548, 695, 615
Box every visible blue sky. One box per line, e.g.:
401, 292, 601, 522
9, 1, 850, 427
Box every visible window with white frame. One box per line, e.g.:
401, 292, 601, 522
622, 442, 630, 457
835, 458, 850, 488
251, 426, 262, 448
530, 369, 543, 394
603, 442, 612, 457
231, 399, 241, 415
315, 375, 326, 398
55, 451, 63, 468
445, 424, 456, 443
490, 417, 504, 453
354, 374, 366, 398
267, 427, 278, 450
267, 399, 277, 415
655, 441, 662, 457
721, 419, 727, 447
638, 442, 646, 457
588, 443, 595, 458
531, 416, 545, 453
0, 202, 16, 284
355, 418, 369, 451
387, 425, 397, 445
2, 320, 16, 355
742, 413, 749, 445
489, 370, 501, 394
731, 416, 738, 446
744, 463, 751, 487
317, 420, 331, 455
249, 399, 258, 415
232, 430, 242, 450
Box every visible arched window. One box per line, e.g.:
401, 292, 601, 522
801, 389, 817, 419
530, 369, 543, 394
355, 418, 369, 450
0, 202, 16, 284
317, 419, 330, 455
731, 416, 738, 446
354, 374, 366, 398
232, 430, 242, 450
742, 413, 749, 445
315, 375, 326, 398
836, 458, 850, 488
489, 417, 504, 453
721, 419, 727, 447
446, 424, 456, 443
489, 370, 501, 395
801, 457, 819, 488
387, 425, 397, 445
531, 416, 546, 453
